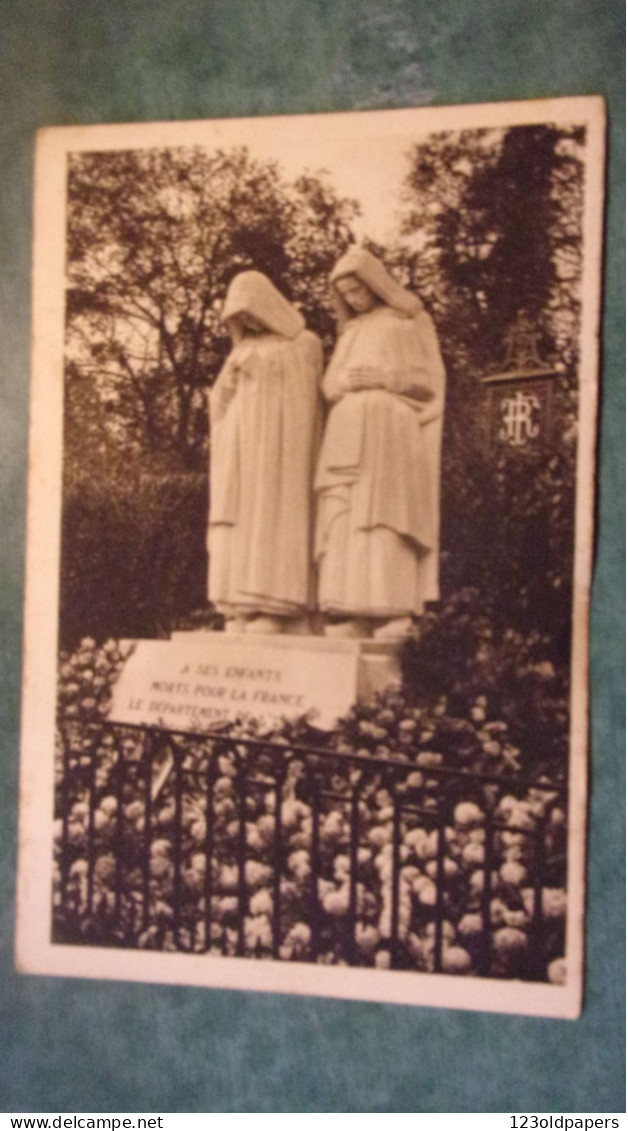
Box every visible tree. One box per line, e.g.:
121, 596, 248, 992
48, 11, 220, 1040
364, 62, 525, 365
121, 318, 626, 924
61, 145, 360, 642
398, 124, 586, 639
400, 124, 584, 372
65, 146, 359, 469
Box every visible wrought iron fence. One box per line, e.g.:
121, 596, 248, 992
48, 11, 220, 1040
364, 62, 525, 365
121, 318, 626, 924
54, 717, 568, 980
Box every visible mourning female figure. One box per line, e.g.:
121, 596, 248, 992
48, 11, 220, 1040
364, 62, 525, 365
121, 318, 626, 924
208, 271, 322, 633
314, 248, 446, 638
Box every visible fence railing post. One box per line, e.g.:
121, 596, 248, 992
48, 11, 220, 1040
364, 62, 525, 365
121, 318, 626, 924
86, 731, 97, 918
235, 751, 248, 957
203, 742, 217, 952
54, 717, 567, 981
530, 816, 547, 981
309, 775, 321, 962
347, 780, 361, 966
113, 732, 125, 925
59, 723, 71, 910
479, 817, 494, 977
390, 795, 402, 969
142, 729, 154, 932
271, 755, 285, 960
433, 815, 447, 973
172, 739, 183, 949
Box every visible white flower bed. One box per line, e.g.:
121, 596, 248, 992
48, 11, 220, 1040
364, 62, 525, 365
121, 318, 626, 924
54, 639, 567, 981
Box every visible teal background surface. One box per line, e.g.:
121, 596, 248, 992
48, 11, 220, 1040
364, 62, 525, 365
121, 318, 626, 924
1, 0, 624, 1113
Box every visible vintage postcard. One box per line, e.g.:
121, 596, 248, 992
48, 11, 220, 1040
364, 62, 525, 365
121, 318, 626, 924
16, 97, 605, 1018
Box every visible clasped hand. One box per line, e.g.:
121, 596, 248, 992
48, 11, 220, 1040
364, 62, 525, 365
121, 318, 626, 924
346, 369, 434, 401
347, 367, 382, 390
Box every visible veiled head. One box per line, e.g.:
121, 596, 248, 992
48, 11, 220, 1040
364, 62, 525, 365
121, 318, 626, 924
226, 311, 269, 339
330, 247, 423, 326
334, 274, 380, 314
222, 271, 305, 342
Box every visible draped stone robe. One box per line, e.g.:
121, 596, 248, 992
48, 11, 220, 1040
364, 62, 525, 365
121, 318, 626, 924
315, 286, 446, 618
208, 273, 323, 617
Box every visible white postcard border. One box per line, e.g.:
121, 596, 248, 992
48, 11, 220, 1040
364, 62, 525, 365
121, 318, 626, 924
16, 96, 606, 1018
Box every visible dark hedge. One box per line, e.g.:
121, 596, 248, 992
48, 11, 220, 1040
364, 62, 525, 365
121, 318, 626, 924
60, 469, 209, 647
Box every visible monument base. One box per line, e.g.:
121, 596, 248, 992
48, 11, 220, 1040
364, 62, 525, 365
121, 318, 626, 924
109, 632, 401, 734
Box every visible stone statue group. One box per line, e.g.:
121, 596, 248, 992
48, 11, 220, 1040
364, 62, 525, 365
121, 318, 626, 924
208, 248, 446, 640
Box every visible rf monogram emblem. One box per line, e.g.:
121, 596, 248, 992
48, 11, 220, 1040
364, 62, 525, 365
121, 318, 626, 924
498, 389, 541, 447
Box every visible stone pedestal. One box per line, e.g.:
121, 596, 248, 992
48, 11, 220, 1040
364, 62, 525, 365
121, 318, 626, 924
109, 632, 401, 733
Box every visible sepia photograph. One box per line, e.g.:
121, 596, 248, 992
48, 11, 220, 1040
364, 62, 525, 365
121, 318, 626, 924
16, 96, 605, 1018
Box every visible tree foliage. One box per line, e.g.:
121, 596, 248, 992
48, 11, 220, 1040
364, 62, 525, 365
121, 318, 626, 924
65, 146, 359, 469
400, 124, 584, 372
61, 126, 585, 646
396, 124, 585, 638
